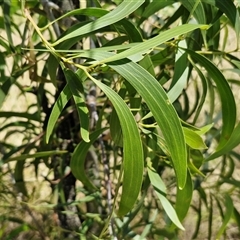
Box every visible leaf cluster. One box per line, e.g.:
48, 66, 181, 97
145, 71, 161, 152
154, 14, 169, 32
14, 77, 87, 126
0, 0, 240, 239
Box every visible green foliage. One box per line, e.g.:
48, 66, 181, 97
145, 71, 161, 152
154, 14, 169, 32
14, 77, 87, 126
1, 0, 240, 239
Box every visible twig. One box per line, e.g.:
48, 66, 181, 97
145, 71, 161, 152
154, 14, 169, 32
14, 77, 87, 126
40, 0, 61, 37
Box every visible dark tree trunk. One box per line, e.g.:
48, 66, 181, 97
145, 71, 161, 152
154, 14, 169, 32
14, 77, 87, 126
43, 1, 82, 238
52, 67, 81, 239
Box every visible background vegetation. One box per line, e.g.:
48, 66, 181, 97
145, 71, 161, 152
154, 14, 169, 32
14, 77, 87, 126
1, 0, 240, 239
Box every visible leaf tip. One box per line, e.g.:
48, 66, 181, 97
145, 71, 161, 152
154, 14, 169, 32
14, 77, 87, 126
180, 225, 185, 231
45, 134, 49, 144
81, 130, 90, 143
178, 179, 186, 190
83, 138, 90, 143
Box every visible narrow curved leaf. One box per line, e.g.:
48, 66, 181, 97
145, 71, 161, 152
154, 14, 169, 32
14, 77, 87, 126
216, 195, 233, 239
207, 122, 240, 160
90, 75, 144, 216
110, 60, 187, 189
183, 127, 207, 150
54, 12, 144, 51
101, 24, 208, 64
2, 0, 13, 47
180, 0, 206, 24
168, 40, 189, 103
80, 51, 187, 189
61, 66, 90, 142
44, 8, 108, 29
5, 150, 67, 163
0, 111, 40, 121
36, 42, 139, 54
0, 121, 36, 132
188, 159, 205, 177
208, 194, 213, 240
147, 160, 185, 230
45, 84, 72, 143
233, 207, 240, 234
202, 0, 239, 35
186, 49, 236, 151
0, 77, 16, 109
70, 128, 106, 191
191, 61, 208, 124
47, 54, 59, 86
139, 0, 175, 24
175, 170, 193, 222
53, 0, 144, 46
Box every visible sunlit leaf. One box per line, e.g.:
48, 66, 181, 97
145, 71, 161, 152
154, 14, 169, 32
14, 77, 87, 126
82, 51, 187, 189
53, 0, 144, 46
168, 40, 189, 103
147, 159, 184, 230
100, 24, 208, 64
90, 74, 144, 216
183, 127, 207, 150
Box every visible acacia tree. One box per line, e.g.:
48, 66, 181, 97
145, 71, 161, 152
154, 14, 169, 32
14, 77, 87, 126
1, 0, 240, 239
